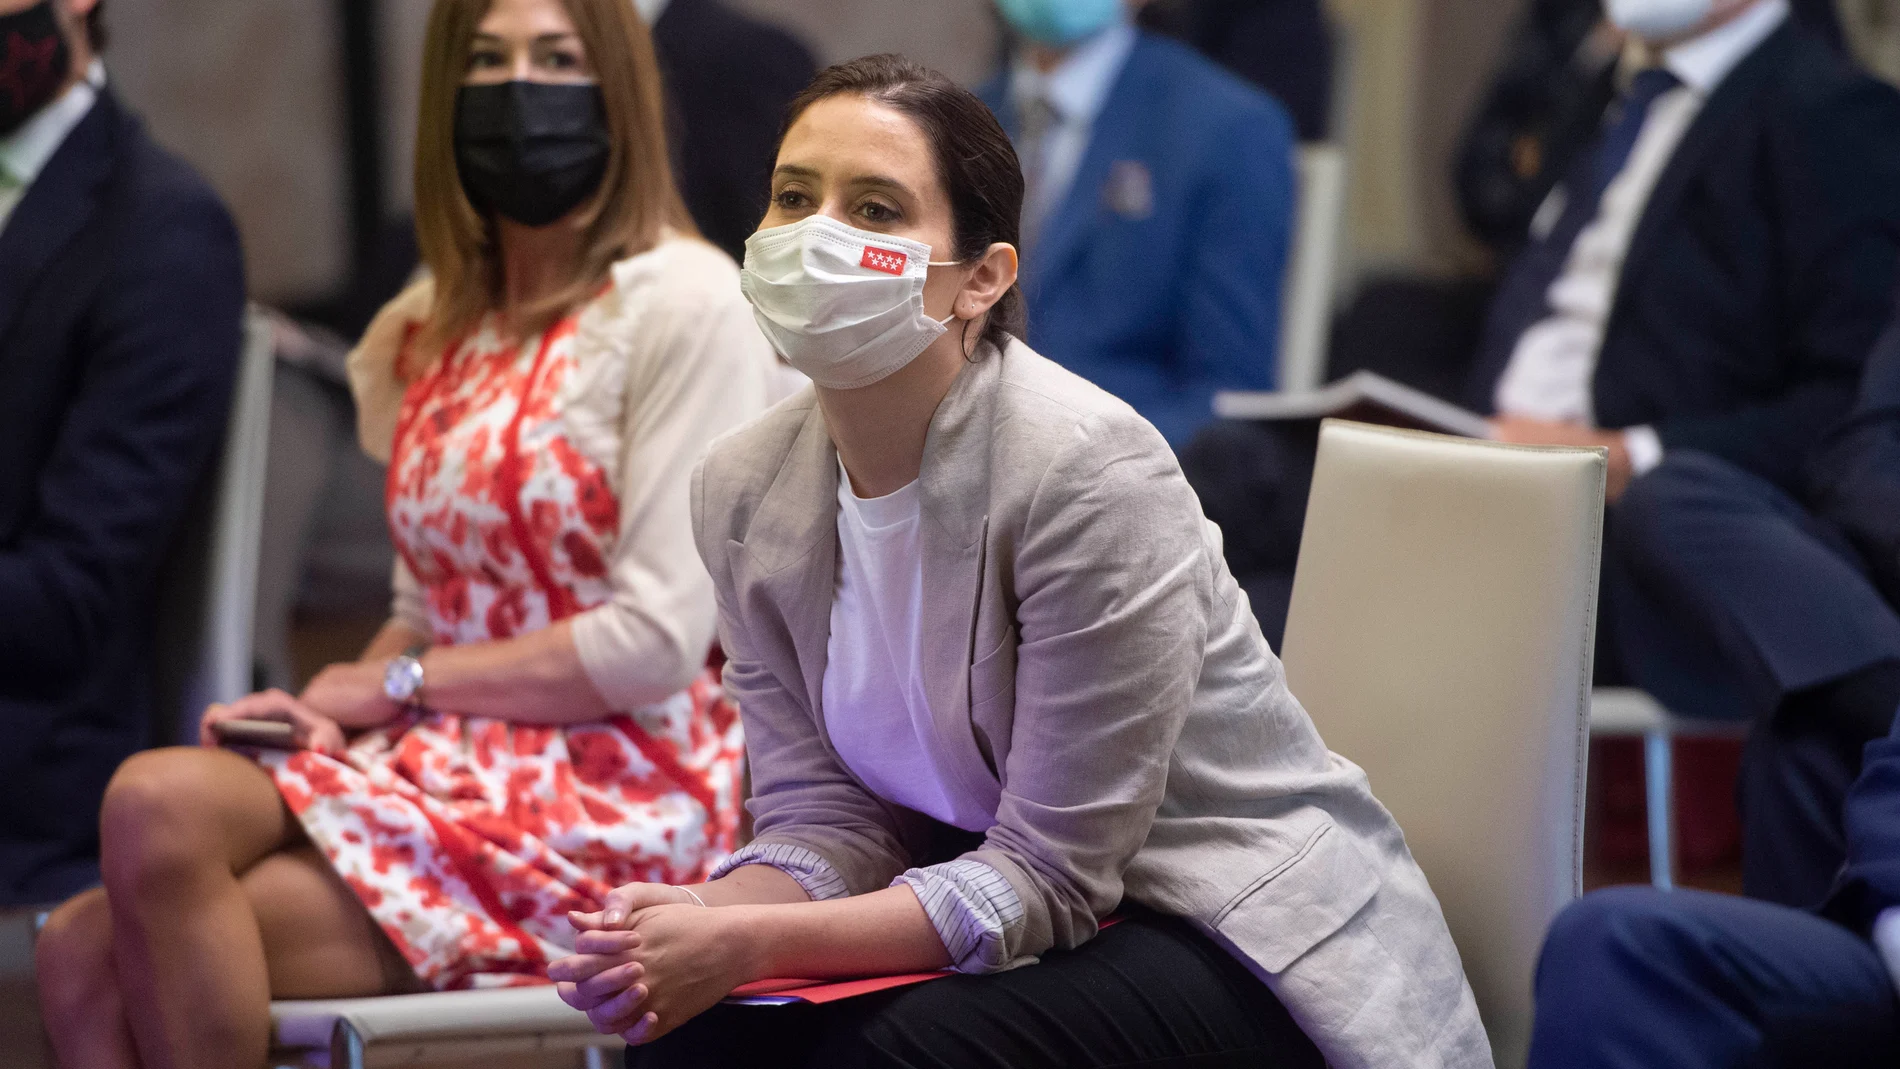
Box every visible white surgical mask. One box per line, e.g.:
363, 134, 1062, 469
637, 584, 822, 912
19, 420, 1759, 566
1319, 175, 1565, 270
741, 215, 962, 390
1605, 0, 1712, 42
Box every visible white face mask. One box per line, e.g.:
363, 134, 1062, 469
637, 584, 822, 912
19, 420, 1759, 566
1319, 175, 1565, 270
1605, 0, 1712, 42
741, 216, 962, 390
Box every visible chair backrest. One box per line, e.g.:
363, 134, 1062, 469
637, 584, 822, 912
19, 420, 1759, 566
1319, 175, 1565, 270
1277, 143, 1347, 392
151, 305, 276, 744
1278, 420, 1605, 1068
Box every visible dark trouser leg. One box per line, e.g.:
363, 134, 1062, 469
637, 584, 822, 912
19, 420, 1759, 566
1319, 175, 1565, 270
1528, 886, 1900, 1069
1179, 420, 1318, 651
1739, 716, 1863, 907
1610, 452, 1900, 724
1740, 662, 1900, 908
1609, 452, 1900, 900
628, 911, 1324, 1069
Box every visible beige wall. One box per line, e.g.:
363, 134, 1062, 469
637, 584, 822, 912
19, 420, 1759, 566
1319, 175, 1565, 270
732, 0, 1001, 85
108, 0, 351, 305
105, 0, 1539, 310
1331, 0, 1515, 283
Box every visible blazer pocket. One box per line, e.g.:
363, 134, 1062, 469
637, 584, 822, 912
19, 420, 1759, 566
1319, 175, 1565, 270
968, 626, 1017, 707
1210, 820, 1382, 974
968, 629, 1017, 776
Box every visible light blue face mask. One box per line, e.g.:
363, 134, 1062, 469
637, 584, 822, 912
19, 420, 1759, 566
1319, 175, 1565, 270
993, 0, 1122, 47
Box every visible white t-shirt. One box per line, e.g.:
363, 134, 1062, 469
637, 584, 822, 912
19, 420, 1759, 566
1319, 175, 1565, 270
823, 461, 997, 833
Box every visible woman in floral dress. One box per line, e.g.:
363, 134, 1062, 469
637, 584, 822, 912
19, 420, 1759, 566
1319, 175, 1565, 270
34, 0, 773, 1065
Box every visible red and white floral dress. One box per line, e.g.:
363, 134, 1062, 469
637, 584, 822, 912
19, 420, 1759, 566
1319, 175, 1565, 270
260, 241, 773, 990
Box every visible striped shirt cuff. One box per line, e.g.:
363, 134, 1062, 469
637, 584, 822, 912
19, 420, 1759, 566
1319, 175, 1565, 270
896, 859, 1024, 974
709, 842, 850, 901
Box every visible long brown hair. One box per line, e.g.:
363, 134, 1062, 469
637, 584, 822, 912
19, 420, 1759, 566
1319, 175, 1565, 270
412, 0, 693, 360
781, 55, 1026, 355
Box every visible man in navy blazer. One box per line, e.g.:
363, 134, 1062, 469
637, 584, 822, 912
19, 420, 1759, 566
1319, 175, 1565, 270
1190, 0, 1900, 654
979, 1, 1294, 448
1611, 298, 1900, 909
1526, 701, 1900, 1067
0, 0, 244, 905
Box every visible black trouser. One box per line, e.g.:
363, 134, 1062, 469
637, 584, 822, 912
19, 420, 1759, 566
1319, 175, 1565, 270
626, 910, 1324, 1069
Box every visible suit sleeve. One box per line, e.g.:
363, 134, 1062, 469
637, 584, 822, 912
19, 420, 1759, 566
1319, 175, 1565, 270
1655, 82, 1900, 488
951, 412, 1211, 968
0, 189, 244, 696
1806, 303, 1900, 604
1152, 100, 1291, 447
1827, 714, 1900, 934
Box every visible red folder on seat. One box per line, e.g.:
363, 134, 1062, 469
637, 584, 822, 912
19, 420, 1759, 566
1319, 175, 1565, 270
720, 916, 1124, 1005
725, 972, 952, 1005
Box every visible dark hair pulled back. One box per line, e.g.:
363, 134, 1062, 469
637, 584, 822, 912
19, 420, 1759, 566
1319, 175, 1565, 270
781, 54, 1026, 356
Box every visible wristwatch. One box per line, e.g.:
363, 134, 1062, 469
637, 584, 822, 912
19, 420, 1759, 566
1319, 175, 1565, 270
383, 648, 427, 706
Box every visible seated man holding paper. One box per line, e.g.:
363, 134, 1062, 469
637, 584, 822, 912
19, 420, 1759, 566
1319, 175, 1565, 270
1189, 0, 1900, 651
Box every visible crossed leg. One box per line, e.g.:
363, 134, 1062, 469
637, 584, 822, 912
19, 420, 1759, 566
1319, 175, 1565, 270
35, 747, 419, 1069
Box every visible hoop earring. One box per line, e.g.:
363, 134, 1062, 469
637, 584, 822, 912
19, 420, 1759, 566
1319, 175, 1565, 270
959, 315, 977, 361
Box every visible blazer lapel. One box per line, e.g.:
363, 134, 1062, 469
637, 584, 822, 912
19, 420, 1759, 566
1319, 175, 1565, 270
1026, 37, 1151, 297
0, 89, 117, 348
917, 350, 1005, 807
730, 403, 841, 725
1612, 26, 1790, 303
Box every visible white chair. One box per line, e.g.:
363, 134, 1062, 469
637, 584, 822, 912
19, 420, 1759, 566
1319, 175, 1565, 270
269, 987, 621, 1068
1279, 420, 1607, 1069
1277, 143, 1347, 393
1588, 687, 1749, 890
151, 304, 276, 742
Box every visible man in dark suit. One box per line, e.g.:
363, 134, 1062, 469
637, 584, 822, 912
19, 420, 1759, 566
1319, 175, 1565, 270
1189, 0, 1900, 651
1610, 300, 1900, 908
980, 1, 1294, 447
0, 0, 244, 906
1526, 700, 1900, 1068
647, 0, 815, 262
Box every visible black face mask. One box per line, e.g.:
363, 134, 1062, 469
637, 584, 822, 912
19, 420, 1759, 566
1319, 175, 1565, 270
0, 1, 73, 137
453, 81, 609, 228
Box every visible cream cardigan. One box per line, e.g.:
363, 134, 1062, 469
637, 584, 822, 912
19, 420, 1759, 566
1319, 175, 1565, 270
346, 236, 776, 710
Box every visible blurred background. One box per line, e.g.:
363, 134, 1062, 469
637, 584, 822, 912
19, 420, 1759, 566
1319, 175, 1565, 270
111, 0, 1900, 315
133, 0, 1896, 680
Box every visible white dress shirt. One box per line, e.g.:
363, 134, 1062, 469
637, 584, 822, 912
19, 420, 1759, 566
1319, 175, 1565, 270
1494, 0, 1789, 474
1009, 18, 1138, 243
0, 60, 104, 234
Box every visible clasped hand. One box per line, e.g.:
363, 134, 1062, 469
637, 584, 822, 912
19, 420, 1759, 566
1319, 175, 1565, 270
550, 883, 754, 1046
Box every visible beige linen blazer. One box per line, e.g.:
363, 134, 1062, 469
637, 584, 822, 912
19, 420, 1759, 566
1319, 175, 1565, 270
692, 338, 1492, 1069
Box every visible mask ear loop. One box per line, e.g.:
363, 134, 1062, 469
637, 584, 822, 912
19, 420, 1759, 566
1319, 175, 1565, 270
924, 259, 982, 361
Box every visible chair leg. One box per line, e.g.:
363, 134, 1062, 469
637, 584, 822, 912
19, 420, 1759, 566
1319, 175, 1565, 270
331, 1022, 367, 1069
1643, 730, 1675, 890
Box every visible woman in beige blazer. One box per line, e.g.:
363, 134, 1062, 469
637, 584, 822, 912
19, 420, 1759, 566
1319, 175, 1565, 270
552, 54, 1491, 1069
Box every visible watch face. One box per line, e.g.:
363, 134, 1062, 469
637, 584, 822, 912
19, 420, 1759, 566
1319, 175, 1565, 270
384, 656, 422, 702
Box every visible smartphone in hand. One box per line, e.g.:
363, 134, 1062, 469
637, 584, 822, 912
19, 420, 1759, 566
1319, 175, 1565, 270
211, 718, 300, 750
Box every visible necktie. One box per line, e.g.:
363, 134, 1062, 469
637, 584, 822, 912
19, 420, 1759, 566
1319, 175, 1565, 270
0, 163, 24, 230
1017, 91, 1061, 252
1472, 67, 1684, 392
